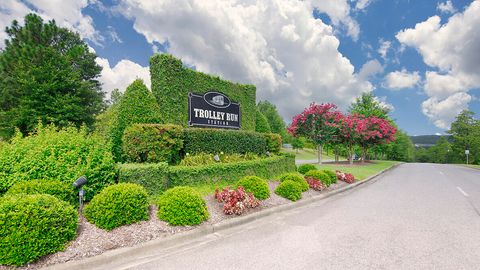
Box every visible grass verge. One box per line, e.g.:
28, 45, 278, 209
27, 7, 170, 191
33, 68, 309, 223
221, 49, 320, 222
315, 160, 399, 180
281, 148, 337, 161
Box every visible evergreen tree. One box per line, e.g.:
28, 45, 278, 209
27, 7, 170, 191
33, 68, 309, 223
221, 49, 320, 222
255, 109, 271, 133
0, 14, 104, 138
257, 101, 287, 139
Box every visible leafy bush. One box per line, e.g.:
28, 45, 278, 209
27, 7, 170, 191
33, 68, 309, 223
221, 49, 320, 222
157, 186, 209, 226
150, 54, 256, 130
305, 177, 326, 191
0, 194, 78, 266
110, 79, 162, 161
278, 172, 309, 192
214, 186, 259, 215
304, 170, 332, 186
179, 152, 261, 166
263, 133, 282, 154
336, 171, 355, 184
255, 109, 271, 133
236, 176, 270, 200
118, 163, 169, 195
297, 164, 317, 175
321, 169, 337, 184
122, 124, 183, 164
6, 180, 77, 206
169, 154, 296, 187
275, 180, 302, 201
83, 183, 149, 230
183, 128, 267, 155
0, 124, 116, 200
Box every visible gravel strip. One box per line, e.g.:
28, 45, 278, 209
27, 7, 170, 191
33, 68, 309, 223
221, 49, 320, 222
1, 179, 349, 270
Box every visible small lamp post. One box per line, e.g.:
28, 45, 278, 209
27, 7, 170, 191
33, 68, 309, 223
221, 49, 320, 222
73, 176, 88, 211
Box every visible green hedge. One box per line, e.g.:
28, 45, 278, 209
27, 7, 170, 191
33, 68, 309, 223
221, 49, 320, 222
0, 194, 78, 266
83, 183, 149, 230
6, 180, 77, 207
122, 124, 183, 164
118, 154, 295, 194
0, 124, 116, 200
150, 54, 256, 130
236, 176, 270, 200
156, 186, 209, 226
279, 172, 309, 192
183, 128, 267, 155
169, 154, 296, 187
275, 180, 302, 201
118, 163, 169, 195
263, 133, 282, 154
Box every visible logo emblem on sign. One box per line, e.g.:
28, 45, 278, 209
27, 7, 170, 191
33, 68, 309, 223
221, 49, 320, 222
204, 92, 231, 108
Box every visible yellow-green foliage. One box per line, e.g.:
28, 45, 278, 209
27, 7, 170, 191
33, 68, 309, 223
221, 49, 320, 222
0, 124, 116, 200
83, 183, 149, 230
297, 164, 317, 175
263, 133, 282, 154
6, 180, 77, 207
122, 124, 184, 164
179, 152, 261, 166
236, 176, 270, 200
255, 109, 271, 133
157, 186, 209, 226
0, 194, 78, 266
275, 180, 302, 201
278, 172, 309, 192
150, 54, 256, 130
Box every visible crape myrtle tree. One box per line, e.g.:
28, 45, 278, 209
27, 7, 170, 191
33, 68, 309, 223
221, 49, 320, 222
0, 14, 104, 139
287, 103, 343, 164
338, 114, 361, 165
355, 116, 396, 163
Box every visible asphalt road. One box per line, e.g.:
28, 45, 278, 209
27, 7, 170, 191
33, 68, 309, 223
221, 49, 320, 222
119, 164, 480, 269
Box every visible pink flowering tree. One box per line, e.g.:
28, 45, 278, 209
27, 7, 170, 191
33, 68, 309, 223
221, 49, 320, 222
287, 103, 343, 164
356, 116, 396, 163
338, 114, 362, 164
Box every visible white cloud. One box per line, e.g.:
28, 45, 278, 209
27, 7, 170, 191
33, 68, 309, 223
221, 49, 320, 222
309, 0, 360, 40
355, 0, 373, 10
422, 92, 471, 129
396, 1, 480, 129
437, 1, 456, 14
358, 59, 383, 79
96, 58, 150, 100
377, 39, 391, 60
0, 0, 102, 47
116, 0, 374, 121
384, 69, 421, 90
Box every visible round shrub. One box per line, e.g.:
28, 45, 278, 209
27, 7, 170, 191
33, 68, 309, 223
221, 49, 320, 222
321, 169, 337, 184
297, 164, 316, 175
157, 186, 209, 226
275, 180, 302, 201
83, 183, 149, 230
6, 180, 77, 206
0, 194, 78, 266
279, 172, 309, 192
236, 176, 270, 200
305, 170, 331, 186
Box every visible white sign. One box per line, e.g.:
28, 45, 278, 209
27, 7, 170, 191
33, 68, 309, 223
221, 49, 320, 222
465, 150, 470, 155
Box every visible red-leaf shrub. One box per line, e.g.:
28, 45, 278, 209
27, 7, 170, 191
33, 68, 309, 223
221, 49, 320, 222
305, 177, 326, 191
335, 170, 355, 184
214, 186, 260, 215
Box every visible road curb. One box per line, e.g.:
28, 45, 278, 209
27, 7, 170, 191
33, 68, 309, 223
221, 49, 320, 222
44, 162, 402, 270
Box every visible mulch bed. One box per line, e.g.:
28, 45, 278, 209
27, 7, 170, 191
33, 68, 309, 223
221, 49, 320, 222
1, 180, 347, 270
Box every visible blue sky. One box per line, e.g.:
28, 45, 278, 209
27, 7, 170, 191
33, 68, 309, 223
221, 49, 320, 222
1, 0, 479, 135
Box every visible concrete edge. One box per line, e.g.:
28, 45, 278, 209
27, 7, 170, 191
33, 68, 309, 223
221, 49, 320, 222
44, 162, 403, 270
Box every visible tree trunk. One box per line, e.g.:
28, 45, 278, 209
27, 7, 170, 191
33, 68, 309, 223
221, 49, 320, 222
317, 144, 323, 164
334, 148, 339, 163
349, 145, 354, 165
361, 146, 367, 164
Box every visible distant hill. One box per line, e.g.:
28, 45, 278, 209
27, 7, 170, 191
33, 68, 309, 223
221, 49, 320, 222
409, 135, 452, 148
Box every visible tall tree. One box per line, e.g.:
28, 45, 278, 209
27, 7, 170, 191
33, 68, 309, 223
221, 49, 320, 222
448, 110, 480, 164
255, 109, 271, 133
0, 14, 104, 139
257, 101, 287, 139
349, 92, 390, 119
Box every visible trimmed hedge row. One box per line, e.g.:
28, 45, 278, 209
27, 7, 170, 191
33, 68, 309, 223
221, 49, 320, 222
183, 128, 267, 155
6, 180, 77, 207
118, 154, 296, 194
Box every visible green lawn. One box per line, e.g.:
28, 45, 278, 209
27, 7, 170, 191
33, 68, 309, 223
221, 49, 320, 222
281, 148, 337, 160
315, 160, 399, 180
465, 164, 480, 170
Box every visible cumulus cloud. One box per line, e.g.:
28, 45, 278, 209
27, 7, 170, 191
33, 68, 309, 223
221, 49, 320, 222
116, 0, 374, 121
310, 0, 360, 40
96, 58, 150, 100
396, 1, 480, 129
355, 0, 373, 10
0, 0, 102, 47
384, 69, 420, 90
437, 1, 457, 14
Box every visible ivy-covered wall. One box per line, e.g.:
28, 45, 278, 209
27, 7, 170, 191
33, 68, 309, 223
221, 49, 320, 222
150, 54, 257, 131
